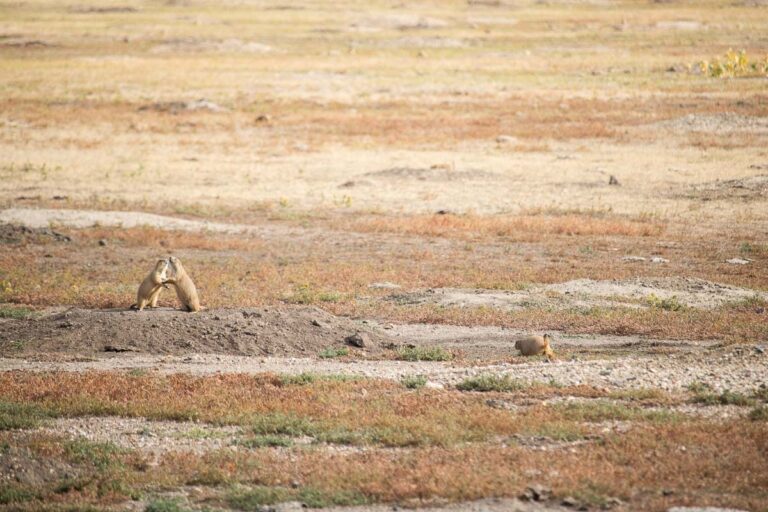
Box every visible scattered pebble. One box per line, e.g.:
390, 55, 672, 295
726, 258, 750, 265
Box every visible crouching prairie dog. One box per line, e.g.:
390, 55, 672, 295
515, 334, 555, 361
165, 256, 201, 312
131, 259, 170, 311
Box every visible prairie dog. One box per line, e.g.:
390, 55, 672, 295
165, 256, 201, 312
514, 334, 555, 361
131, 259, 169, 311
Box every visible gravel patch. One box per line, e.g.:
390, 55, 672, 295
2, 346, 765, 393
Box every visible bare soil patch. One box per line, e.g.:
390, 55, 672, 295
0, 223, 71, 244
0, 307, 392, 357
682, 174, 768, 201
393, 277, 766, 312
653, 114, 768, 134
364, 166, 498, 182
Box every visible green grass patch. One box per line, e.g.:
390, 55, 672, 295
0, 304, 34, 319
646, 294, 686, 311
401, 375, 428, 389
278, 373, 361, 386
551, 400, 680, 423
318, 347, 349, 359
144, 497, 191, 512
285, 284, 343, 304
608, 388, 670, 402
0, 484, 39, 505
0, 401, 52, 430
238, 434, 294, 448
227, 485, 368, 509
251, 413, 320, 437
456, 374, 527, 392
64, 439, 124, 471
688, 383, 759, 407
396, 346, 453, 362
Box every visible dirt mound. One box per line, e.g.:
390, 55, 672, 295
365, 166, 498, 182
0, 307, 391, 357
0, 223, 71, 244
682, 174, 768, 201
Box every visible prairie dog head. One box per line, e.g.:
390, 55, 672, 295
168, 256, 184, 277
154, 259, 170, 280
542, 333, 555, 359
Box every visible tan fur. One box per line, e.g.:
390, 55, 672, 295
165, 256, 201, 312
131, 259, 169, 311
514, 334, 555, 361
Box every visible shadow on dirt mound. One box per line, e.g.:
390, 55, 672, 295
0, 307, 391, 357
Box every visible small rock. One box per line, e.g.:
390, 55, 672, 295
255, 114, 271, 122
345, 332, 370, 348
98, 239, 108, 247
726, 258, 750, 265
755, 345, 765, 354
435, 209, 452, 215
667, 508, 749, 512
561, 496, 580, 508
496, 135, 518, 144
622, 256, 646, 262
520, 484, 551, 502
608, 175, 620, 185
650, 256, 669, 263
424, 381, 444, 390
369, 281, 401, 290
311, 319, 326, 328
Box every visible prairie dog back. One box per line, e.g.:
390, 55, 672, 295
514, 334, 555, 360
167, 256, 201, 312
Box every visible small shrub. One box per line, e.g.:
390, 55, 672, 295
396, 346, 453, 362
748, 405, 768, 421
646, 294, 686, 311
698, 49, 768, 78
318, 347, 349, 359
456, 374, 526, 392
401, 375, 428, 389
285, 284, 342, 304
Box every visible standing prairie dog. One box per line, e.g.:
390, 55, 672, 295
165, 256, 201, 312
131, 259, 169, 311
515, 334, 555, 361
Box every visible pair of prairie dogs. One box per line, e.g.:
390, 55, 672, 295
515, 333, 555, 361
133, 256, 200, 312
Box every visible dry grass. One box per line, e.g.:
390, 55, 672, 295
1, 372, 765, 510
344, 212, 665, 239
4, 420, 767, 511
0, 371, 575, 447
75, 226, 264, 252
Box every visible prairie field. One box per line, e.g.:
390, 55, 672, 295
0, 1, 767, 511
